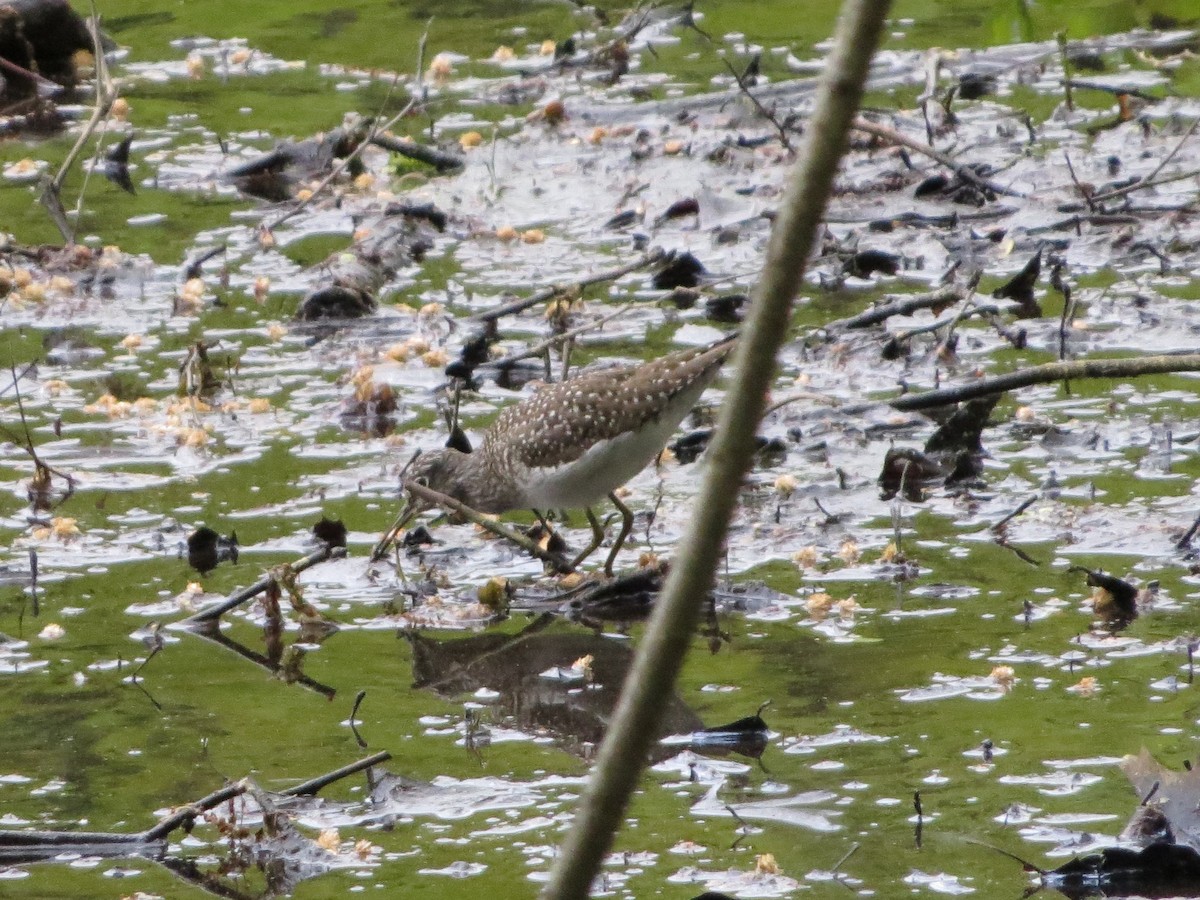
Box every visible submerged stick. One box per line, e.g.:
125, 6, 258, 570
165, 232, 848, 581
889, 353, 1200, 411
370, 133, 464, 172
540, 0, 893, 896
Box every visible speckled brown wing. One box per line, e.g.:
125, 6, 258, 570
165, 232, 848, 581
482, 337, 734, 470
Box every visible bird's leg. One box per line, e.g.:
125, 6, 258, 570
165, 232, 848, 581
603, 492, 635, 578
569, 507, 607, 571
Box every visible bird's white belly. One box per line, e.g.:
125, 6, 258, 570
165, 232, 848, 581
520, 411, 687, 509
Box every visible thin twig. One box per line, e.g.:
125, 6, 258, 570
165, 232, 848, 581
2, 365, 76, 507
830, 841, 860, 874
486, 301, 658, 371
722, 57, 791, 150
990, 495, 1037, 531
72, 1, 119, 227
1062, 151, 1094, 211
470, 249, 665, 323
40, 5, 118, 242
414, 17, 432, 101
349, 690, 369, 749
1056, 32, 1074, 113
50, 11, 115, 193
1090, 115, 1200, 203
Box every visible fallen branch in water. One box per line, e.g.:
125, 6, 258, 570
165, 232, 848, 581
0, 751, 390, 862
292, 205, 442, 321
890, 354, 1200, 411
470, 249, 665, 323
852, 116, 1026, 199
181, 545, 344, 625
485, 301, 658, 374
825, 286, 966, 331
277, 750, 390, 797
138, 780, 251, 843
262, 17, 437, 232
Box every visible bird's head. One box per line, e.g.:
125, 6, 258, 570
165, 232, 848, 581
404, 448, 471, 501
403, 447, 519, 513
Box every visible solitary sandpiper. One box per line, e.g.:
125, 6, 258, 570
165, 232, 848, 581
402, 334, 737, 575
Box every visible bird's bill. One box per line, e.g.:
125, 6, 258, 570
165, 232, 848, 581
369, 493, 426, 561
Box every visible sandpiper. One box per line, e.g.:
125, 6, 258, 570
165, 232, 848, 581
402, 334, 736, 576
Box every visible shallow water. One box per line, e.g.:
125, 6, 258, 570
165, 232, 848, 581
2, 1, 1200, 898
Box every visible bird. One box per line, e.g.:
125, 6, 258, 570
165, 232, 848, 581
400, 333, 737, 576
